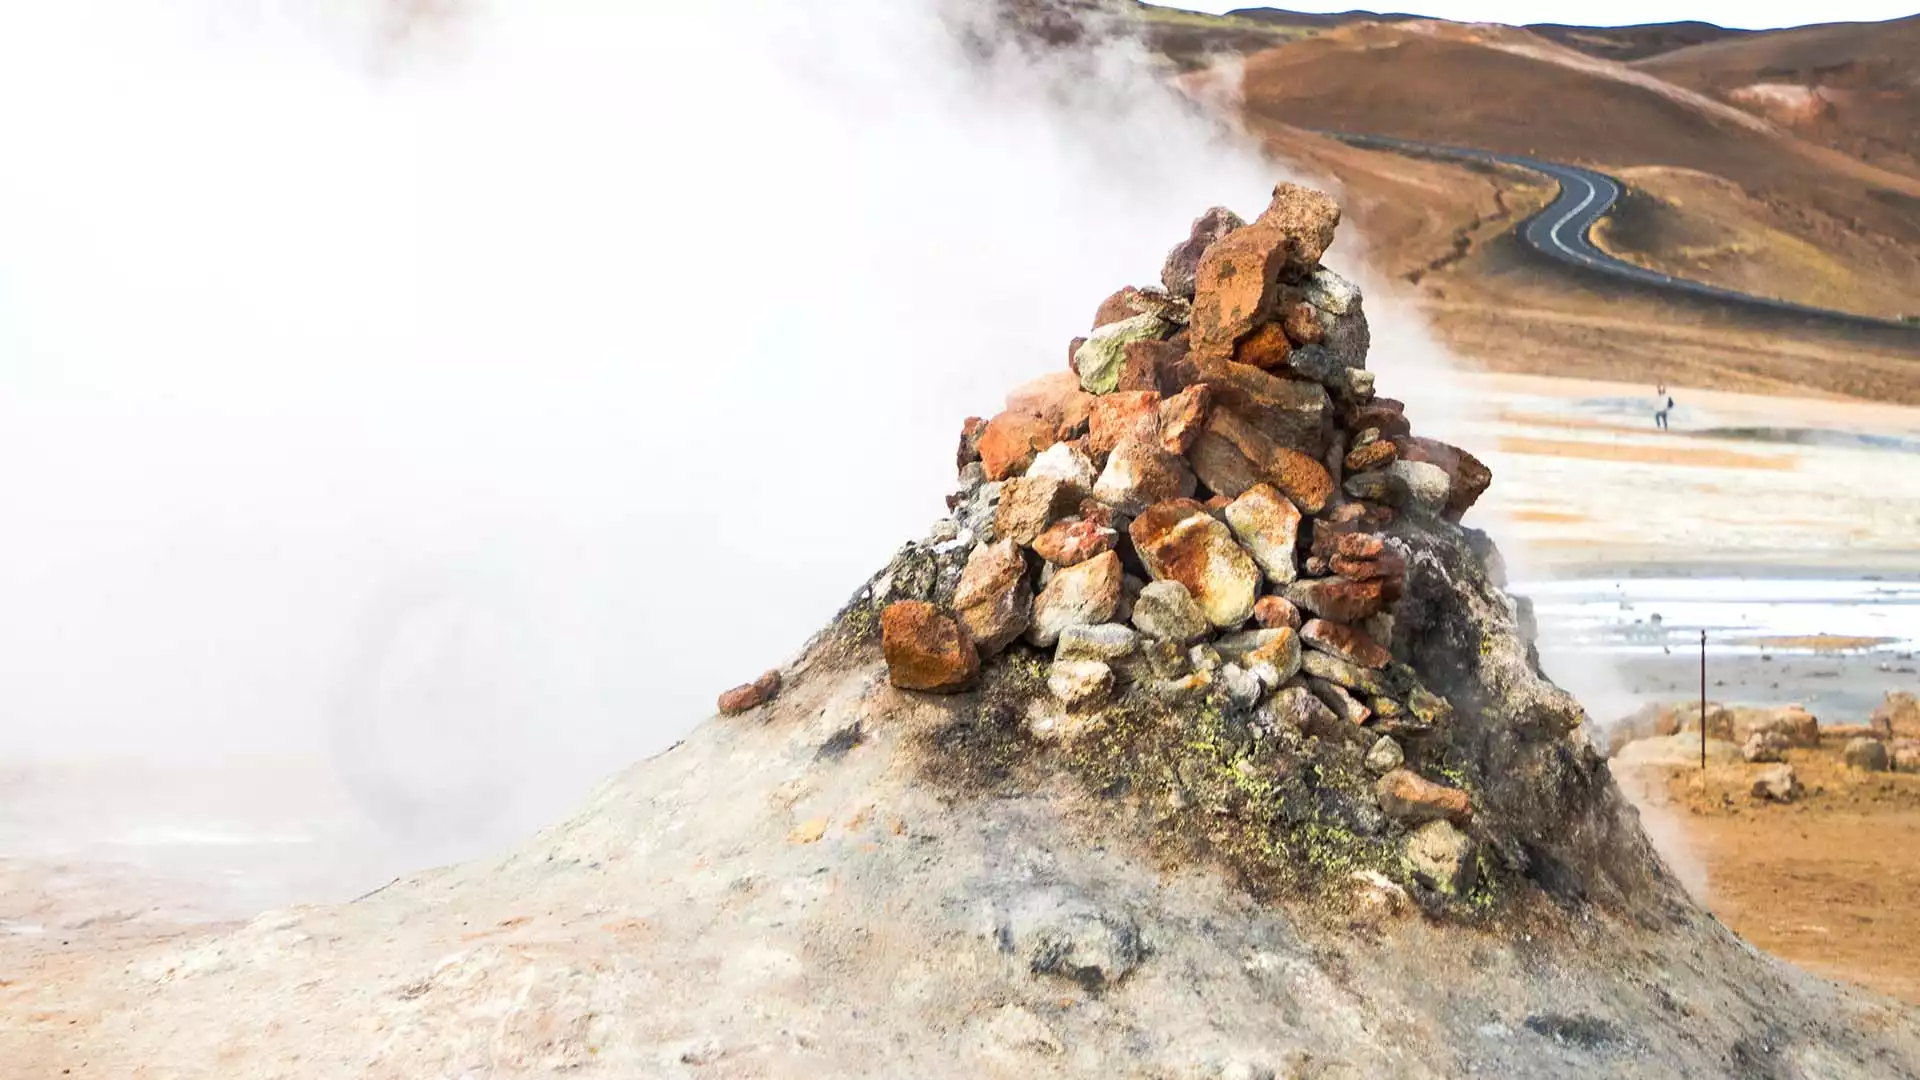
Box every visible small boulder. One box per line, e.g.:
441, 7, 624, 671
1301, 618, 1391, 669
1308, 676, 1372, 727
1160, 206, 1246, 301
881, 601, 980, 692
1253, 595, 1302, 630
1365, 735, 1405, 774
1091, 434, 1197, 516
952, 540, 1034, 655
997, 474, 1083, 546
1232, 322, 1293, 372
1843, 737, 1890, 772
1026, 442, 1096, 492
1216, 627, 1302, 689
1218, 664, 1265, 709
1741, 729, 1790, 764
1875, 691, 1920, 737
1076, 313, 1173, 395
1031, 516, 1117, 568
1750, 764, 1802, 803
1156, 384, 1212, 455
1005, 372, 1095, 437
1222, 483, 1303, 585
1027, 550, 1124, 647
1329, 549, 1406, 582
1286, 577, 1396, 624
1388, 459, 1452, 515
1892, 738, 1920, 772
1092, 284, 1185, 331
717, 669, 783, 716
1282, 301, 1325, 346
1130, 580, 1212, 646
1055, 623, 1140, 665
1301, 649, 1392, 697
1344, 469, 1410, 507
1130, 499, 1263, 629
977, 410, 1058, 481
1048, 660, 1115, 710
1376, 768, 1472, 825
1263, 684, 1352, 744
1395, 437, 1493, 521
1345, 439, 1397, 473
1088, 391, 1162, 456
1404, 820, 1477, 897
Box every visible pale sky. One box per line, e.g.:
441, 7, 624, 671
1169, 0, 1917, 30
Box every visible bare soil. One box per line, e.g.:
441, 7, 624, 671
1619, 745, 1920, 1004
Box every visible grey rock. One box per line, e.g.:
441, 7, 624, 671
1741, 729, 1790, 764
1281, 343, 1344, 387
956, 479, 1004, 545
1048, 660, 1115, 710
1025, 441, 1096, 493
1219, 663, 1264, 709
1055, 623, 1140, 665
1404, 820, 1476, 897
1750, 763, 1801, 803
1132, 580, 1212, 646
1844, 737, 1890, 772
1188, 643, 1223, 674
1388, 460, 1451, 516
1004, 890, 1142, 989
1161, 205, 1246, 300
1301, 650, 1392, 697
1343, 470, 1408, 507
1304, 267, 1362, 315
1263, 684, 1353, 744
1309, 677, 1372, 727
1366, 736, 1405, 774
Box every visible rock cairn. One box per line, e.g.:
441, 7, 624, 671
848, 183, 1505, 898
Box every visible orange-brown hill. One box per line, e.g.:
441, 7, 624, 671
1234, 21, 1920, 321
1637, 16, 1920, 181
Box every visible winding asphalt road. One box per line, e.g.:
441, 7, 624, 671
1321, 131, 1920, 335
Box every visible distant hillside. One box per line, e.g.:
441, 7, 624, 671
1638, 16, 1920, 179
1524, 20, 1747, 62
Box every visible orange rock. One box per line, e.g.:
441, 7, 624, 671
1032, 517, 1117, 568
718, 669, 783, 715
1188, 184, 1341, 363
1376, 768, 1472, 825
1157, 384, 1212, 455
1199, 360, 1332, 455
953, 540, 1033, 656
1089, 391, 1162, 456
977, 411, 1056, 481
1301, 618, 1391, 669
1005, 372, 1094, 437
1286, 577, 1393, 623
1331, 550, 1405, 582
1233, 323, 1293, 371
1345, 439, 1396, 473
1119, 339, 1176, 393
1254, 595, 1302, 630
1129, 499, 1261, 628
957, 416, 988, 471
881, 601, 980, 692
1283, 302, 1325, 345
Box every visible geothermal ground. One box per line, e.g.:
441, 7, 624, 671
7, 372, 1920, 1018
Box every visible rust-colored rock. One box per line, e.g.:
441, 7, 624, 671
1301, 618, 1391, 669
1286, 577, 1394, 623
953, 539, 1033, 655
1347, 403, 1411, 440
1092, 285, 1184, 330
1005, 372, 1094, 437
977, 410, 1057, 481
1395, 436, 1493, 520
1186, 407, 1334, 513
1130, 499, 1262, 628
1282, 301, 1324, 345
1092, 434, 1197, 516
1345, 439, 1397, 473
1089, 390, 1162, 456
881, 601, 980, 692
1032, 516, 1117, 568
1157, 384, 1211, 454
1197, 360, 1332, 455
1331, 550, 1405, 582
1376, 768, 1472, 825
1254, 595, 1302, 630
1233, 323, 1293, 372
1190, 232, 1289, 364
1161, 206, 1245, 300
718, 669, 783, 716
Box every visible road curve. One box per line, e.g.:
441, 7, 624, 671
1319, 131, 1920, 335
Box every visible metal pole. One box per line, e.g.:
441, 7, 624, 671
1699, 629, 1708, 771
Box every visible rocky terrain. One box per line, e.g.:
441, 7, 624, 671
16, 183, 1920, 1079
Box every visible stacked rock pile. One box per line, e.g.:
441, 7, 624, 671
850, 183, 1499, 895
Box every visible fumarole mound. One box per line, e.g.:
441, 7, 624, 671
850, 184, 1628, 908
39, 187, 1920, 1080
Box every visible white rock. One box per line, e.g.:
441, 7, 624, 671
1048, 660, 1114, 709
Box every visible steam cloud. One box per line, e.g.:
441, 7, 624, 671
0, 1, 1302, 881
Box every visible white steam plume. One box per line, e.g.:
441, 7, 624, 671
0, 1, 1305, 885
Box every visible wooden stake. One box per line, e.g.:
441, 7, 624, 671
1699, 629, 1708, 771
